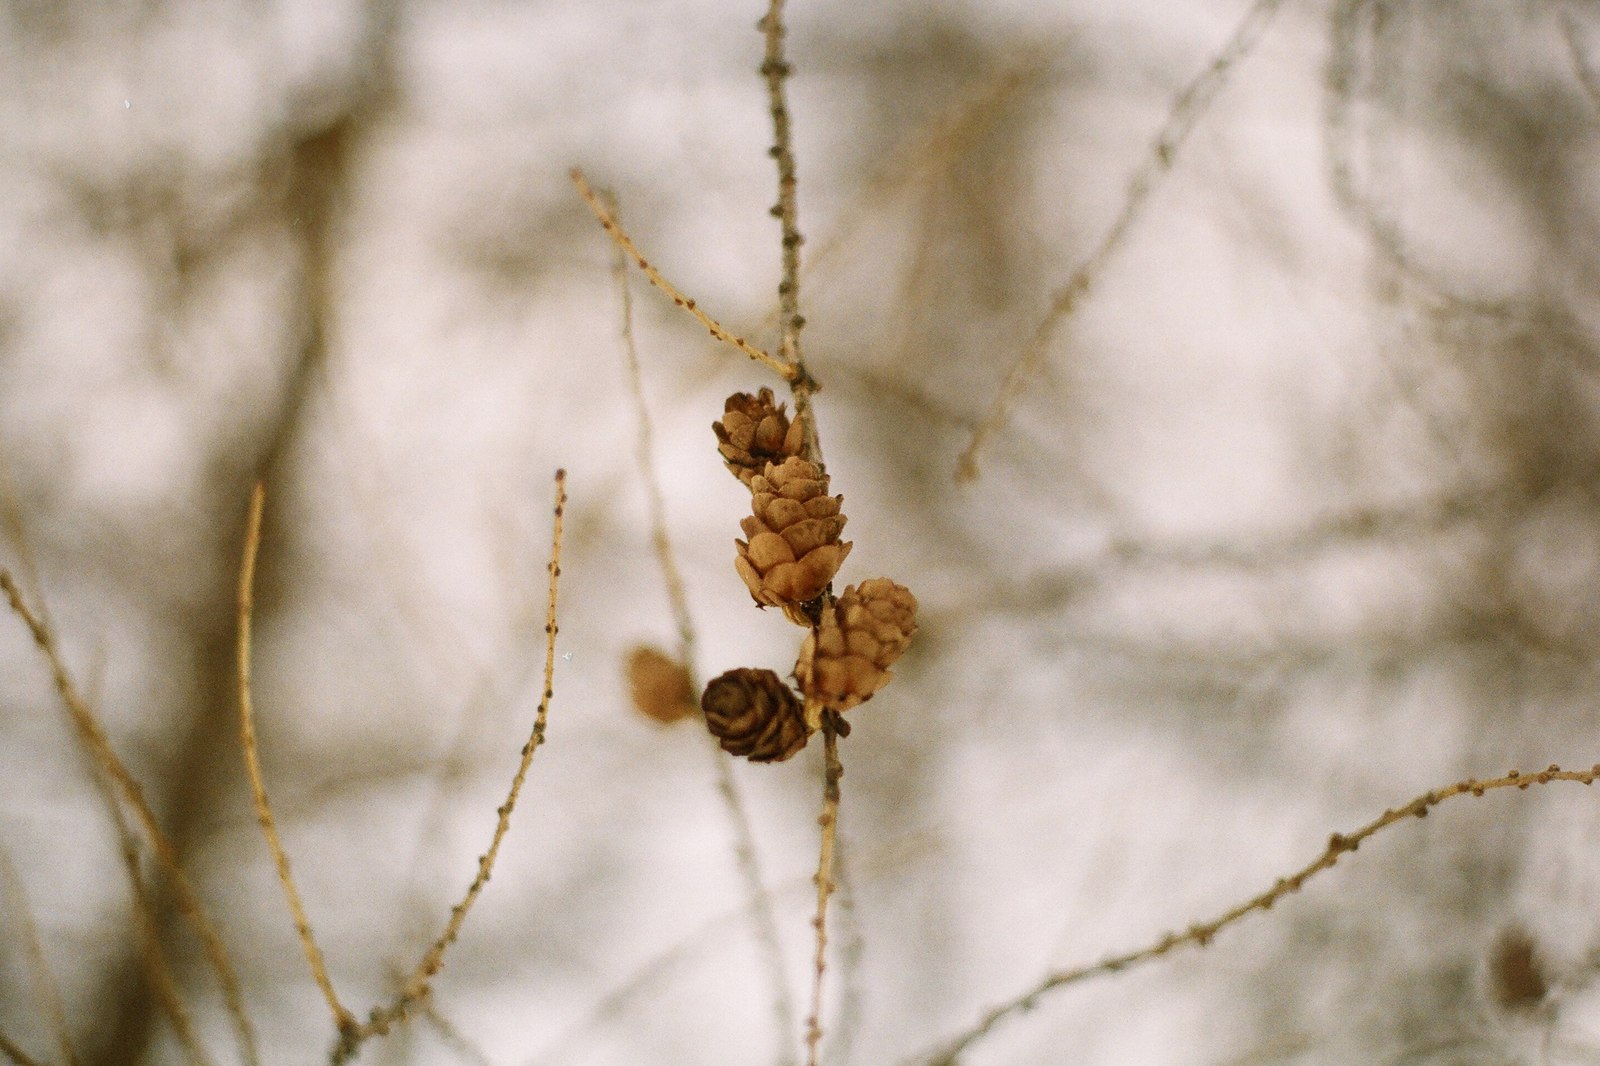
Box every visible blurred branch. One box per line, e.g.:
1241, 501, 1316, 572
914, 763, 1600, 1065
0, 571, 259, 1066
958, 0, 1289, 481
1560, 7, 1600, 112
0, 843, 78, 1066
0, 1031, 44, 1066
608, 192, 799, 1060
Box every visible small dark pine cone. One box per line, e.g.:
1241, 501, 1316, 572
701, 667, 810, 763
714, 388, 804, 487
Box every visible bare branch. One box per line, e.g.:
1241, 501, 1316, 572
913, 763, 1600, 1065
237, 483, 356, 1037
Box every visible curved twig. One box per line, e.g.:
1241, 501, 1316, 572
913, 763, 1600, 1065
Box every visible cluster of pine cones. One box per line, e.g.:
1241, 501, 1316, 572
699, 388, 917, 763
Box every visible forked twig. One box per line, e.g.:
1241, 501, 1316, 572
237, 483, 356, 1037
339, 469, 568, 1060
572, 168, 797, 383
608, 194, 799, 1059
913, 763, 1600, 1065
0, 570, 260, 1066
956, 0, 1289, 481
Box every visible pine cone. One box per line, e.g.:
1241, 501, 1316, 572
795, 578, 917, 714
714, 388, 804, 487
701, 668, 810, 762
625, 645, 696, 725
734, 456, 852, 610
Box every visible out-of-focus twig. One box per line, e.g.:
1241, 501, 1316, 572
607, 191, 800, 1060
0, 570, 259, 1066
958, 0, 1289, 481
0, 844, 78, 1066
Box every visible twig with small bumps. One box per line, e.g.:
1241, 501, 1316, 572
572, 168, 797, 384
238, 483, 357, 1040
336, 469, 568, 1062
913, 762, 1600, 1065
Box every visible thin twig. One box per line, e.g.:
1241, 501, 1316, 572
758, 0, 823, 465
120, 834, 214, 1066
3, 453, 210, 1063
571, 168, 796, 383
913, 762, 1600, 1065
0, 570, 260, 1066
956, 0, 1289, 481
0, 844, 78, 1066
341, 469, 568, 1060
804, 719, 843, 1066
608, 193, 799, 1061
608, 194, 697, 664
758, 7, 840, 1062
237, 483, 357, 1037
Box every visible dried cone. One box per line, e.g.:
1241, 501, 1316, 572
796, 578, 918, 716
625, 645, 696, 725
735, 456, 852, 610
701, 668, 810, 763
714, 388, 804, 487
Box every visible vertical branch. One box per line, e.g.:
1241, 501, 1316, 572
804, 719, 843, 1066
607, 195, 800, 1059
759, 0, 823, 465
760, 4, 842, 1061
0, 571, 260, 1066
237, 484, 356, 1037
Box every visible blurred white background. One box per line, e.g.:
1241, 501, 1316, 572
4, 0, 1600, 1063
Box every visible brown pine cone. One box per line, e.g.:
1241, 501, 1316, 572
734, 456, 852, 610
625, 645, 696, 725
795, 578, 917, 714
701, 668, 810, 762
714, 388, 804, 487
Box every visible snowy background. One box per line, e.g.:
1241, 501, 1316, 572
4, 0, 1600, 1063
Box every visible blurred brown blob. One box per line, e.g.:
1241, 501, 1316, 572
626, 645, 696, 725
1489, 927, 1547, 1013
